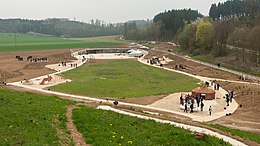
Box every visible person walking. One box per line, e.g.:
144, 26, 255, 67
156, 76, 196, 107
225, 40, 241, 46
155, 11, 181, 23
209, 106, 212, 115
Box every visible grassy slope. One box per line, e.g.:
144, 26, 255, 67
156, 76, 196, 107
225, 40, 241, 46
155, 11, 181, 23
0, 33, 124, 52
51, 60, 199, 98
210, 124, 260, 144
73, 106, 231, 146
0, 88, 74, 145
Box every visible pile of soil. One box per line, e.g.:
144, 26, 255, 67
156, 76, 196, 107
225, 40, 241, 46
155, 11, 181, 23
0, 49, 76, 82
0, 70, 23, 82
23, 62, 48, 70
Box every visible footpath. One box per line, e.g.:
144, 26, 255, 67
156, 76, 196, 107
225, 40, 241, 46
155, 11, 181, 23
7, 48, 249, 146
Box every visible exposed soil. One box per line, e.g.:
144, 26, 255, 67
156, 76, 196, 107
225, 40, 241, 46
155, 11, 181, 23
211, 81, 260, 134
145, 50, 240, 81
0, 49, 76, 82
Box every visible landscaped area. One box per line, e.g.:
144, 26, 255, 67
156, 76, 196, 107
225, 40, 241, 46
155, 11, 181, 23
0, 88, 74, 145
0, 33, 125, 52
73, 106, 231, 146
51, 60, 199, 98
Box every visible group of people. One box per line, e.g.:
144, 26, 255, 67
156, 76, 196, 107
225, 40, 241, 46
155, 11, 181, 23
180, 94, 214, 116
61, 61, 67, 66
211, 80, 220, 90
70, 63, 78, 68
180, 94, 205, 113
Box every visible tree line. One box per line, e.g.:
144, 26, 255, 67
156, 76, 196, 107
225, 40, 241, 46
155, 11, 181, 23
209, 0, 260, 21
178, 0, 260, 70
123, 9, 202, 41
0, 18, 124, 37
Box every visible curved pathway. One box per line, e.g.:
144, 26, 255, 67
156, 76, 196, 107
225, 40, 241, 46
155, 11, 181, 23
7, 48, 249, 146
8, 49, 240, 122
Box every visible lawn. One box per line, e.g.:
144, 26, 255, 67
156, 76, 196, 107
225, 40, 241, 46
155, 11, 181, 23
51, 60, 199, 98
73, 106, 231, 146
210, 124, 260, 144
0, 88, 74, 145
0, 33, 125, 52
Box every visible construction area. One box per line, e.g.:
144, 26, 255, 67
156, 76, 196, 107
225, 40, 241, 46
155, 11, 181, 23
1, 46, 260, 146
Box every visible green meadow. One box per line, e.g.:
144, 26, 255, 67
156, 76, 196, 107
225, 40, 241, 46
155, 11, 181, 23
73, 106, 231, 146
51, 60, 199, 98
0, 33, 124, 52
0, 88, 74, 145
0, 88, 232, 145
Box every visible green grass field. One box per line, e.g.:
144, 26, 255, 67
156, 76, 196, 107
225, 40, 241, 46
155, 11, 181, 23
73, 106, 231, 146
51, 60, 199, 98
0, 88, 74, 145
210, 124, 260, 144
0, 33, 125, 52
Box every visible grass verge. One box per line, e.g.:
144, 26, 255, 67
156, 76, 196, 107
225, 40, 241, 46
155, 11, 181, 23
210, 124, 260, 144
73, 106, 231, 146
51, 60, 199, 98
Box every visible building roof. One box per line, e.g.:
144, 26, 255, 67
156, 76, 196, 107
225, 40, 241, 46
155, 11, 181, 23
192, 87, 215, 94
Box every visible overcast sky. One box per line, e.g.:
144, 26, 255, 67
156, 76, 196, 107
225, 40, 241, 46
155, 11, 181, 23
1, 0, 226, 23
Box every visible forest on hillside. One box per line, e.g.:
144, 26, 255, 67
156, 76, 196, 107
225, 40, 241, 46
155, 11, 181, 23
178, 0, 260, 74
0, 18, 123, 37
123, 9, 202, 41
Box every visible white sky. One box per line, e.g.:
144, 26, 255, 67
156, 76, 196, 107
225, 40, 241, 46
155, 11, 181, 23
0, 0, 226, 23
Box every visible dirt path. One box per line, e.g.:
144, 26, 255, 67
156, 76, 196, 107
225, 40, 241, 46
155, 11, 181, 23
66, 106, 89, 146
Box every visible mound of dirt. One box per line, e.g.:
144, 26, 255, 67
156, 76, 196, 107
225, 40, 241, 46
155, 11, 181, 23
23, 62, 48, 70
0, 70, 23, 82
48, 52, 76, 63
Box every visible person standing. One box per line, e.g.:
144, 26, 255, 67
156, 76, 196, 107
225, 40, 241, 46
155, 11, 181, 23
196, 95, 199, 107
180, 94, 183, 105
190, 103, 194, 113
209, 106, 212, 115
201, 102, 204, 111
230, 90, 233, 103
226, 94, 230, 106
184, 103, 188, 113
217, 84, 220, 90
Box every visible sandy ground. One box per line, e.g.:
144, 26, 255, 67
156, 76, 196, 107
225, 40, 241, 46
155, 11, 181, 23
0, 49, 76, 83
211, 81, 260, 134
